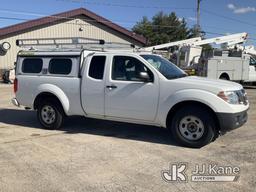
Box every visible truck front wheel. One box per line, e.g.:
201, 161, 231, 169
37, 99, 64, 129
169, 105, 216, 148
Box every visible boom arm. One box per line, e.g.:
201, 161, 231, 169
142, 37, 202, 51
142, 32, 248, 52
192, 32, 248, 47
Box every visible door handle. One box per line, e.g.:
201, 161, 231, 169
106, 85, 117, 89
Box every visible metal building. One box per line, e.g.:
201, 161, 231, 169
0, 8, 146, 76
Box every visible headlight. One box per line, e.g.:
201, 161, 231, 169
218, 91, 239, 104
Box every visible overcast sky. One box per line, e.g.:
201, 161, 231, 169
0, 0, 256, 44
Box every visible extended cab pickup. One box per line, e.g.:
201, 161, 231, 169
12, 49, 249, 148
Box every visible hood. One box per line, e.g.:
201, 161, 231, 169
171, 76, 243, 94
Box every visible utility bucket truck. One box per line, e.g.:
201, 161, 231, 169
226, 44, 256, 82
144, 33, 256, 82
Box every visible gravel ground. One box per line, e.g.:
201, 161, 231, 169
0, 84, 255, 192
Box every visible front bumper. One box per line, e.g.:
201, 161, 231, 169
11, 98, 20, 107
216, 109, 248, 132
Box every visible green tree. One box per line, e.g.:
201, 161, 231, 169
132, 11, 190, 46
132, 16, 153, 45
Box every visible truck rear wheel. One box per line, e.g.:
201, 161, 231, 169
169, 105, 216, 148
37, 99, 64, 129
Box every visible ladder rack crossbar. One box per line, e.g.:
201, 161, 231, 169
16, 37, 137, 51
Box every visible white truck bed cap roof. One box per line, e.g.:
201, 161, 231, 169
18, 50, 83, 56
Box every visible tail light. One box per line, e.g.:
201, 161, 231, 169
14, 78, 18, 93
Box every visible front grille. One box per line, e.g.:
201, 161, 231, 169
235, 89, 248, 105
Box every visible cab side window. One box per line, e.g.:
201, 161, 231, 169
89, 56, 106, 80
112, 56, 153, 82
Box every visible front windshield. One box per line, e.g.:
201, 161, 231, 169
141, 54, 187, 80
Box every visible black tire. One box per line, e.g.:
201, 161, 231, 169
168, 105, 216, 148
37, 99, 64, 129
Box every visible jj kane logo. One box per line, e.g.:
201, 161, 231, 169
161, 163, 188, 182
162, 163, 240, 182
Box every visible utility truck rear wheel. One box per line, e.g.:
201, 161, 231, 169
37, 99, 64, 129
169, 105, 216, 148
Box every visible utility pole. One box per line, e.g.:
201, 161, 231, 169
196, 0, 201, 37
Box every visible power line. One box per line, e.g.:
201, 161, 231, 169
0, 8, 240, 33
1, 3, 255, 32
0, 8, 255, 42
0, 13, 188, 29
0, 16, 28, 22
0, 9, 136, 26
0, 8, 194, 29
56, 0, 195, 10
201, 25, 239, 33
202, 8, 256, 28
0, 9, 50, 18
0, 13, 248, 35
0, 14, 216, 30
202, 31, 225, 36
53, 1, 256, 36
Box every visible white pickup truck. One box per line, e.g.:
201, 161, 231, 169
12, 49, 249, 148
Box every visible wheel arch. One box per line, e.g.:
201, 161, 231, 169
166, 100, 220, 131
33, 84, 70, 114
219, 73, 230, 80
34, 92, 67, 115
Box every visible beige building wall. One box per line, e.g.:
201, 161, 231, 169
0, 16, 141, 72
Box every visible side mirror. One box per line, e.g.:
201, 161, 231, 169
139, 72, 150, 82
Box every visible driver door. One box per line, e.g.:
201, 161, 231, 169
104, 55, 159, 121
